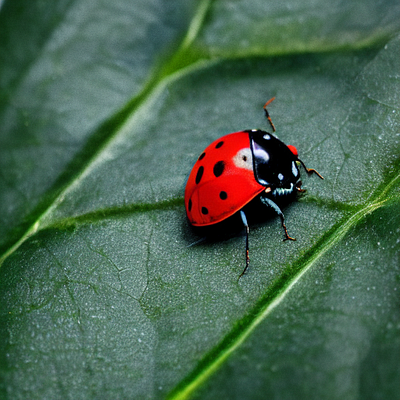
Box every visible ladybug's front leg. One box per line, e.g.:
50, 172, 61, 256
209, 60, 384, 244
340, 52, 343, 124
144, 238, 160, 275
260, 196, 296, 241
296, 180, 306, 193
298, 159, 324, 180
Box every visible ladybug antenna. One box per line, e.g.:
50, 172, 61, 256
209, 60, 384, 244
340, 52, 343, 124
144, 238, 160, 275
187, 237, 207, 248
238, 211, 250, 279
298, 158, 324, 180
263, 97, 276, 132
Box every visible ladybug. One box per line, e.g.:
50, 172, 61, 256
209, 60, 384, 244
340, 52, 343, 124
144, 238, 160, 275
184, 98, 323, 277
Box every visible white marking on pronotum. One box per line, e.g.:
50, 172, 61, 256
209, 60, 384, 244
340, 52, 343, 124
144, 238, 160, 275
253, 142, 270, 163
292, 161, 298, 178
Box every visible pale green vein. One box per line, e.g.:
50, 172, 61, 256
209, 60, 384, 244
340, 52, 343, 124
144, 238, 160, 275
180, 0, 212, 51
169, 171, 400, 400
0, 57, 216, 268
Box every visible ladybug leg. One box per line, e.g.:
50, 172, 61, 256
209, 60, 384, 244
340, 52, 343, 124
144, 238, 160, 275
298, 159, 324, 180
239, 210, 250, 278
296, 180, 306, 193
260, 196, 296, 241
263, 97, 276, 132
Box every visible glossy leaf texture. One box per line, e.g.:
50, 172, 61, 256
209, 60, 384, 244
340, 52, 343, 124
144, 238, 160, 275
1, 0, 400, 399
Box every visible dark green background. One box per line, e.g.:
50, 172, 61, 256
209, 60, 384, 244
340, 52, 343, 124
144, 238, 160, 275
1, 0, 399, 399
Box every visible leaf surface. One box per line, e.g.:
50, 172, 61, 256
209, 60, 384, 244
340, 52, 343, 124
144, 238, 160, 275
1, 0, 399, 399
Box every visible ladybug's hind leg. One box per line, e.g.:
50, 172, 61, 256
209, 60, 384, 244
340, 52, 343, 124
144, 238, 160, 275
239, 211, 250, 278
260, 196, 296, 241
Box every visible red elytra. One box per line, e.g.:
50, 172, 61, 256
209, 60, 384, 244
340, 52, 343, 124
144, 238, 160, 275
184, 98, 323, 277
185, 131, 266, 226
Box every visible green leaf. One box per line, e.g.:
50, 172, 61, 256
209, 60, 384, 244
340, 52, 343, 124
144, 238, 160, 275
1, 0, 400, 399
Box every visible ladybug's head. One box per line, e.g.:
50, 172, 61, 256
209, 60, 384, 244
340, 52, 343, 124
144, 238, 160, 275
249, 130, 301, 191
287, 145, 298, 158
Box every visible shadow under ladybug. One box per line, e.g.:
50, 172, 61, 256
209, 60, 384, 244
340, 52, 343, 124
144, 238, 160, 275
184, 98, 323, 277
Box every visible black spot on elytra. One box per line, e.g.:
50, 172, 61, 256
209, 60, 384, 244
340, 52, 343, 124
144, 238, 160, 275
201, 207, 208, 215
188, 199, 192, 211
213, 161, 225, 177
198, 152, 206, 161
219, 191, 228, 200
195, 166, 204, 184
215, 141, 224, 149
